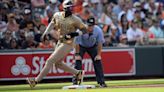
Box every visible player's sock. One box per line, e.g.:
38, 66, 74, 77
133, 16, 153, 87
75, 60, 82, 70
72, 60, 82, 85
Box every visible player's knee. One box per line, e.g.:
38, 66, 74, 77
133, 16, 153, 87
45, 60, 53, 66
55, 61, 62, 67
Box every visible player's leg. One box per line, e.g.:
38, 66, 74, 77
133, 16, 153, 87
55, 61, 85, 85
27, 43, 83, 88
87, 47, 107, 87
72, 46, 86, 85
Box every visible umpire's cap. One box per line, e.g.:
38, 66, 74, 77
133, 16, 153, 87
87, 17, 95, 26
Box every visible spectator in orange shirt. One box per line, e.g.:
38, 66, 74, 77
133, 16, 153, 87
73, 0, 83, 14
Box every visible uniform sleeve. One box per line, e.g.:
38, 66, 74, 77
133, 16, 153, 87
51, 13, 57, 24
74, 15, 87, 31
96, 26, 105, 43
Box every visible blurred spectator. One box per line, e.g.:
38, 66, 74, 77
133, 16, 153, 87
73, 0, 83, 14
31, 0, 46, 14
17, 29, 26, 47
133, 1, 145, 20
77, 1, 93, 22
7, 0, 18, 13
31, 0, 45, 8
90, 0, 102, 18
7, 13, 19, 32
19, 8, 33, 29
149, 18, 164, 38
101, 0, 110, 12
25, 21, 35, 37
0, 14, 7, 37
21, 32, 38, 49
118, 13, 129, 34
9, 38, 19, 49
35, 24, 46, 42
98, 3, 112, 25
108, 25, 120, 46
117, 34, 129, 47
46, 8, 54, 23
112, 0, 125, 16
103, 35, 112, 47
118, 0, 134, 22
0, 0, 164, 50
1, 31, 13, 49
141, 19, 151, 34
0, 2, 8, 23
38, 34, 54, 49
33, 13, 43, 35
45, 0, 59, 15
126, 19, 144, 46
0, 40, 2, 49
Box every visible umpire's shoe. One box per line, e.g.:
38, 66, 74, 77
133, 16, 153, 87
75, 70, 85, 85
99, 83, 107, 88
26, 78, 37, 88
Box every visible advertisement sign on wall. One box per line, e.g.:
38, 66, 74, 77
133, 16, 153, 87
0, 49, 135, 81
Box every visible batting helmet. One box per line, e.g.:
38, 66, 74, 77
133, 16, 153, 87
62, 0, 73, 8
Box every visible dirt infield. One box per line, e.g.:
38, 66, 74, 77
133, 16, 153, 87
111, 84, 164, 88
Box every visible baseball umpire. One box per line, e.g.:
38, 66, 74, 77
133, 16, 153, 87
72, 17, 107, 88
27, 0, 88, 88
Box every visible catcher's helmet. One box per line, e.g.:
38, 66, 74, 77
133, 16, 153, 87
63, 0, 73, 8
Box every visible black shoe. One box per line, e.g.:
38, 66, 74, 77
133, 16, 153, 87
26, 78, 37, 88
99, 83, 107, 88
72, 76, 78, 85
75, 70, 85, 85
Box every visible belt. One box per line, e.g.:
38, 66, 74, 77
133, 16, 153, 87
59, 35, 73, 44
79, 44, 97, 49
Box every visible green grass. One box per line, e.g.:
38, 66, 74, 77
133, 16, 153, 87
0, 79, 164, 92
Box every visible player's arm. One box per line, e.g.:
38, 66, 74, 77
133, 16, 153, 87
41, 17, 55, 39
65, 17, 88, 40
76, 21, 88, 35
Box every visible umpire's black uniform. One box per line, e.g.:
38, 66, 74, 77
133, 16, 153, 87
72, 17, 107, 87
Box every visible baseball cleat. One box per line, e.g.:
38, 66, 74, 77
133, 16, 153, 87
26, 78, 37, 88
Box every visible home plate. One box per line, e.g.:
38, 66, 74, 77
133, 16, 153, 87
62, 85, 96, 89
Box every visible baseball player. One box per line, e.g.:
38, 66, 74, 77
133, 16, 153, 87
27, 0, 87, 88
72, 17, 107, 88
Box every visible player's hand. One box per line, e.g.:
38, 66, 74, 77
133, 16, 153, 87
95, 55, 101, 60
65, 34, 72, 40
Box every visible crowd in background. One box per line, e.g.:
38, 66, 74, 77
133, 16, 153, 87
1, 0, 164, 50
